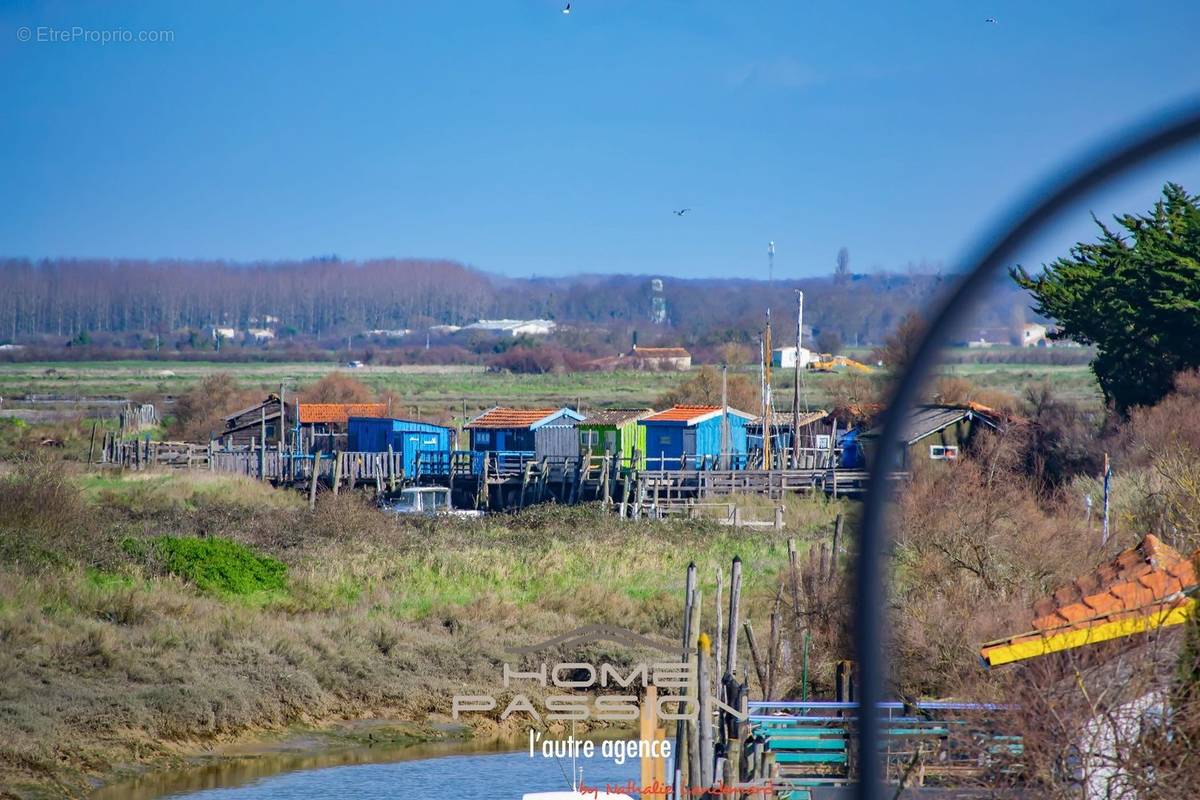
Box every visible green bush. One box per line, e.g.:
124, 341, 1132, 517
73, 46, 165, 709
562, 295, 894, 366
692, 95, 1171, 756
150, 536, 287, 597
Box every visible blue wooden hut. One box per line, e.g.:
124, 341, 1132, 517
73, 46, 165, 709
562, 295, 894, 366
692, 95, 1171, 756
638, 404, 753, 470
347, 417, 455, 475
463, 407, 585, 459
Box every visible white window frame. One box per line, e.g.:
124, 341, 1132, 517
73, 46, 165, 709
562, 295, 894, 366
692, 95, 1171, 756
929, 444, 959, 460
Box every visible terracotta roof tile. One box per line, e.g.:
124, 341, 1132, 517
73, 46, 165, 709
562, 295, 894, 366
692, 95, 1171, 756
1025, 535, 1197, 632
643, 405, 723, 423
465, 407, 559, 430
981, 536, 1199, 666
298, 403, 388, 424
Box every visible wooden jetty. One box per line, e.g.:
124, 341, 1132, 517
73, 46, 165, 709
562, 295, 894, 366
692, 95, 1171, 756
99, 434, 906, 513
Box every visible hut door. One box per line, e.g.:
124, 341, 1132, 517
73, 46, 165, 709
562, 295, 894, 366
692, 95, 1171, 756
682, 429, 697, 468
604, 430, 616, 453
404, 434, 421, 474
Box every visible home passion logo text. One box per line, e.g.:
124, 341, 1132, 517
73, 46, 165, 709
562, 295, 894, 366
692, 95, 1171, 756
452, 625, 747, 725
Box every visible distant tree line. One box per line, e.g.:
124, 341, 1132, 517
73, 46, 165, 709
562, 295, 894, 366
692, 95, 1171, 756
0, 256, 1031, 353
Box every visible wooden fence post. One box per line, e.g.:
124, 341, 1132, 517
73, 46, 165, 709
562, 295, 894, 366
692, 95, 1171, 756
332, 451, 343, 496
387, 444, 396, 493
308, 450, 323, 510
831, 513, 844, 575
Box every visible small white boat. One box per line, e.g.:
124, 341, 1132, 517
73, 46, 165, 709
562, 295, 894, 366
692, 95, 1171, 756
379, 486, 482, 518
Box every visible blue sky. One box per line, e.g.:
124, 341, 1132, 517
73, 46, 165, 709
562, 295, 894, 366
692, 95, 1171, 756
3, 1, 1199, 278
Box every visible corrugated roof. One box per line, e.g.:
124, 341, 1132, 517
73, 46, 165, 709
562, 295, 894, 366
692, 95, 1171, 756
642, 405, 754, 424
578, 408, 653, 427
865, 404, 999, 445
980, 535, 1199, 667
223, 395, 286, 423
298, 403, 388, 424
465, 407, 559, 429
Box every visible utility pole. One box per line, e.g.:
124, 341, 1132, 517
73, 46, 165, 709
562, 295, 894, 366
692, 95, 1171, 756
720, 365, 730, 470
1102, 452, 1111, 546
763, 310, 773, 468
791, 290, 804, 469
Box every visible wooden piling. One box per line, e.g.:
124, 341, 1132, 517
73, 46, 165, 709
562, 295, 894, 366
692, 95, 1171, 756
831, 513, 844, 575
332, 451, 343, 496
259, 407, 267, 479
387, 444, 396, 493
686, 587, 702, 795
87, 421, 97, 466
725, 556, 742, 681
519, 459, 534, 508
674, 563, 697, 798
308, 450, 323, 510
714, 568, 724, 700
744, 621, 769, 699
697, 631, 714, 789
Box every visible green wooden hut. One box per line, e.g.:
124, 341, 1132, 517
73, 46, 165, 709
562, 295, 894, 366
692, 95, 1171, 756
577, 408, 653, 469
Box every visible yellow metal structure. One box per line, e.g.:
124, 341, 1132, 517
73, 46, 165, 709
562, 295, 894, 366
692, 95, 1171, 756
809, 355, 874, 373
979, 598, 1197, 667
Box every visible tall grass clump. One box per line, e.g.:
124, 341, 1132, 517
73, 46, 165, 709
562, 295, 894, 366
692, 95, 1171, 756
0, 456, 88, 566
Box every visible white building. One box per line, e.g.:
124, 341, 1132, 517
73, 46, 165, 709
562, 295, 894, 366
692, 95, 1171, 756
212, 326, 238, 341
1022, 322, 1049, 347
465, 319, 557, 337
247, 328, 276, 341
771, 346, 815, 369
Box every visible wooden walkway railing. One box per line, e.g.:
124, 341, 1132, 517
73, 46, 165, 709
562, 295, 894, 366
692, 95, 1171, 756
99, 435, 907, 512
748, 700, 1021, 795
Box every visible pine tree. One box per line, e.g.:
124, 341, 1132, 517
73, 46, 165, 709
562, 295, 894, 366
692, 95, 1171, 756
1012, 183, 1200, 412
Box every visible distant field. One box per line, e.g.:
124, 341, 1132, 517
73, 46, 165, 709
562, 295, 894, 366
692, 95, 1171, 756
0, 352, 1102, 416
0, 361, 691, 418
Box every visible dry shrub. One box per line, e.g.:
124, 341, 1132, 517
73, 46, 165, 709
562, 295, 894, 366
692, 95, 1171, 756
0, 456, 89, 566
168, 372, 255, 441
1121, 370, 1200, 552
891, 428, 1097, 695
989, 618, 1200, 799
824, 372, 885, 423
656, 365, 759, 412
1020, 383, 1105, 494
931, 376, 976, 405
300, 371, 375, 403
930, 376, 1021, 415
871, 311, 926, 373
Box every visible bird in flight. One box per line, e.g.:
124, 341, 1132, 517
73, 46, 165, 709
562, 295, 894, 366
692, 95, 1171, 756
562, 3, 571, 14
673, 208, 691, 216
984, 17, 998, 23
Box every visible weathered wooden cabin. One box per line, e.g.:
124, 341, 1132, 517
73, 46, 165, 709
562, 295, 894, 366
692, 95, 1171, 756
347, 417, 455, 475
220, 395, 291, 447
747, 410, 835, 461
464, 407, 585, 459
638, 404, 753, 470
859, 404, 1002, 469
577, 408, 652, 468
